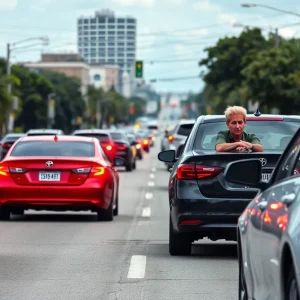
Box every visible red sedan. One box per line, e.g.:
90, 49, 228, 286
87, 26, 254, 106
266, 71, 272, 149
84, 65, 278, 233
0, 135, 124, 221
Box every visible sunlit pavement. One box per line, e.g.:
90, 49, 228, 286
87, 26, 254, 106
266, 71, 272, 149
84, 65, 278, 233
0, 139, 238, 300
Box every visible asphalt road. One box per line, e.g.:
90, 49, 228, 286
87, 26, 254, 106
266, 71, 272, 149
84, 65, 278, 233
0, 139, 238, 300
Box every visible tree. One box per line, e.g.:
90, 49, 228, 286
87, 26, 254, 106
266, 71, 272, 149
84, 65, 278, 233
199, 28, 269, 113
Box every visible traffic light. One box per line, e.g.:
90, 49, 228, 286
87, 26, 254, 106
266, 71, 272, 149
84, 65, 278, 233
135, 60, 143, 78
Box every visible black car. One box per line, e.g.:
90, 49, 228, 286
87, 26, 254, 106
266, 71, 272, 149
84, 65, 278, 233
73, 129, 116, 164
158, 113, 300, 256
109, 131, 136, 172
224, 128, 300, 300
0, 133, 25, 160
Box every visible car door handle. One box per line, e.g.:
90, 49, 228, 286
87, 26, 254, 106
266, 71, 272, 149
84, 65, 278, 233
257, 201, 268, 211
281, 193, 296, 206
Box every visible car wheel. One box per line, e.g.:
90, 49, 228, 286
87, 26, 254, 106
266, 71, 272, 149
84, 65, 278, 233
97, 192, 114, 221
113, 190, 119, 216
0, 207, 10, 221
11, 209, 24, 216
133, 159, 136, 169
286, 263, 299, 300
169, 215, 191, 256
238, 243, 248, 300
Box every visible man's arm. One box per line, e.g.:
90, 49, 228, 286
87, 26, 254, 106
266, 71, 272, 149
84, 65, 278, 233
249, 135, 264, 152
215, 132, 241, 152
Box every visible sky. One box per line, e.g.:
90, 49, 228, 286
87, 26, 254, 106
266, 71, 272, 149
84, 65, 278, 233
0, 0, 300, 94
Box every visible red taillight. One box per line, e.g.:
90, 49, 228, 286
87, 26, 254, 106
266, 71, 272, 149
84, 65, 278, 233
176, 164, 223, 180
246, 117, 283, 121
90, 166, 105, 176
106, 145, 113, 151
1, 143, 11, 148
277, 214, 288, 231
9, 167, 27, 174
180, 220, 201, 225
270, 202, 285, 210
143, 139, 149, 145
0, 166, 9, 176
168, 135, 175, 143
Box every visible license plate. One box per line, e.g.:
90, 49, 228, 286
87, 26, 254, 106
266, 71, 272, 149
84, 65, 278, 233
261, 173, 271, 182
39, 172, 60, 181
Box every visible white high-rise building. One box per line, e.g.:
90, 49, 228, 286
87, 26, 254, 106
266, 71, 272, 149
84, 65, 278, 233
77, 9, 136, 95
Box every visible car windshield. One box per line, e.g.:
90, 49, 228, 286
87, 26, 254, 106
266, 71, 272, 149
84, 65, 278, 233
11, 141, 95, 157
74, 133, 110, 142
193, 121, 300, 151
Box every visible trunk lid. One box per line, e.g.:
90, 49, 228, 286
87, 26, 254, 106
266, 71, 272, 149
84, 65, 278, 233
4, 157, 95, 186
185, 151, 281, 198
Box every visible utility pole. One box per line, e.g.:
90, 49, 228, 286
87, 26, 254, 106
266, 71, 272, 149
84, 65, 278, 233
275, 28, 280, 48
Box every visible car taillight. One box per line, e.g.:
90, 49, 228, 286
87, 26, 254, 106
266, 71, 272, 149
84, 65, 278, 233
106, 145, 113, 151
143, 139, 149, 145
9, 167, 27, 174
168, 135, 175, 143
1, 143, 11, 149
0, 166, 9, 176
90, 166, 105, 176
176, 164, 223, 180
72, 168, 91, 174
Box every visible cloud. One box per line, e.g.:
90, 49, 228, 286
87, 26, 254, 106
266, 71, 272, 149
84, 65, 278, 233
166, 0, 184, 4
30, 0, 58, 12
112, 0, 156, 8
279, 28, 297, 39
218, 13, 238, 25
193, 0, 221, 12
0, 0, 18, 10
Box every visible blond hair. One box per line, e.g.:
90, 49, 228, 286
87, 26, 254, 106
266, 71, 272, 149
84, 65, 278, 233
224, 106, 247, 122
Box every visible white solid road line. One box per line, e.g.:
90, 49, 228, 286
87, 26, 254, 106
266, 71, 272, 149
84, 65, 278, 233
148, 181, 155, 187
142, 207, 151, 217
145, 192, 153, 200
127, 255, 147, 279
149, 173, 155, 179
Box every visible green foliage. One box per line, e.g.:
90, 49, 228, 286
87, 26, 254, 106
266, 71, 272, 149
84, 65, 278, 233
198, 27, 300, 115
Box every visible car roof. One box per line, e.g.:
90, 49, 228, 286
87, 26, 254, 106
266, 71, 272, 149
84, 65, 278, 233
26, 129, 64, 134
73, 129, 110, 135
177, 119, 196, 125
3, 133, 25, 137
19, 135, 95, 143
201, 114, 300, 123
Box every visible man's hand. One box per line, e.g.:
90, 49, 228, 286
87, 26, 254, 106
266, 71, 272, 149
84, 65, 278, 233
239, 141, 252, 149
236, 146, 247, 151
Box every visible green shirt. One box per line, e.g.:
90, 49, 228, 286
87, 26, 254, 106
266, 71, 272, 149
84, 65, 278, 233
215, 130, 261, 148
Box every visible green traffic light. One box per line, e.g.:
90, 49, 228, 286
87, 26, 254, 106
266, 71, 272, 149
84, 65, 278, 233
135, 60, 143, 78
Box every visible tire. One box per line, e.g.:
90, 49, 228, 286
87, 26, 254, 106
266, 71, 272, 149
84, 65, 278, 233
0, 207, 10, 221
97, 192, 114, 221
238, 243, 248, 300
126, 160, 133, 172
133, 159, 136, 169
11, 209, 24, 216
285, 263, 299, 300
169, 215, 191, 256
113, 190, 119, 216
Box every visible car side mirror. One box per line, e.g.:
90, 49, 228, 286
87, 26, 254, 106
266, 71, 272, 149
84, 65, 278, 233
114, 157, 125, 166
158, 150, 176, 163
224, 159, 262, 187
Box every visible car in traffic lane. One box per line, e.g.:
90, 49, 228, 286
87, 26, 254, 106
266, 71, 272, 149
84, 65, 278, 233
0, 135, 124, 221
224, 127, 300, 300
26, 129, 64, 136
0, 133, 25, 160
158, 113, 300, 256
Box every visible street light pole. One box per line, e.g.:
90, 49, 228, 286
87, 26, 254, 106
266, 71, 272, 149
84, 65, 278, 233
241, 3, 300, 18
5, 36, 49, 133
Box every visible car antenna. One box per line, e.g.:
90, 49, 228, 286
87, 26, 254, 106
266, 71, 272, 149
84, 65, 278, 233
253, 108, 261, 117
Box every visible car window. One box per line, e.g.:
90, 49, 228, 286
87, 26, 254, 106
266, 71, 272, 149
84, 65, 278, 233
193, 121, 300, 151
11, 141, 95, 157
110, 132, 124, 140
74, 133, 110, 142
177, 124, 194, 136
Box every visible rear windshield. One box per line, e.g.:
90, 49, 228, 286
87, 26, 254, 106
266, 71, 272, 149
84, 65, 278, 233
193, 121, 300, 151
148, 125, 158, 130
110, 132, 124, 140
27, 133, 57, 136
11, 141, 95, 157
74, 133, 109, 141
3, 136, 23, 142
177, 124, 194, 136
127, 135, 135, 143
